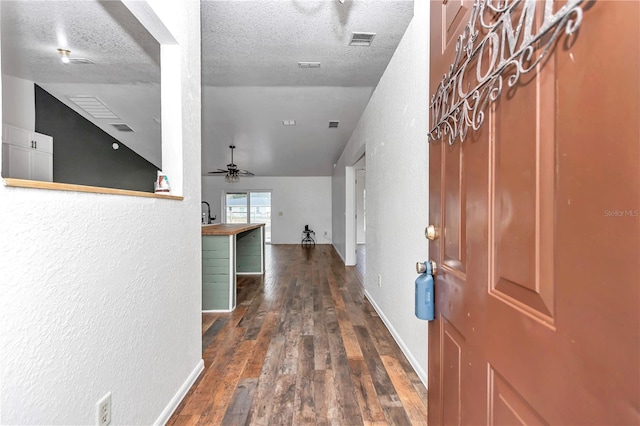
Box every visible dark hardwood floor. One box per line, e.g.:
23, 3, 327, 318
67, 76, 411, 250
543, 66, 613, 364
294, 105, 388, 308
169, 244, 428, 425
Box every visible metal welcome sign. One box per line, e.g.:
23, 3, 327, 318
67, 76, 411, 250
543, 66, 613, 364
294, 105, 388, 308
428, 0, 586, 145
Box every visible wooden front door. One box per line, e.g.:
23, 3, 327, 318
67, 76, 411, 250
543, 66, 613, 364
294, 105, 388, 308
428, 1, 639, 424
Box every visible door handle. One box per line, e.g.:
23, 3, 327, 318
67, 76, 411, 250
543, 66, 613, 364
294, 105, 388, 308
416, 260, 437, 275
425, 225, 439, 240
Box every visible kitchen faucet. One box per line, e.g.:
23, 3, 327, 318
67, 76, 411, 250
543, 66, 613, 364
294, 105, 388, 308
201, 201, 216, 224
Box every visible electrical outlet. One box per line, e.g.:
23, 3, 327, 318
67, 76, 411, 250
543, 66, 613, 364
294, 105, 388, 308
96, 392, 111, 426
324, 231, 328, 237
377, 274, 382, 287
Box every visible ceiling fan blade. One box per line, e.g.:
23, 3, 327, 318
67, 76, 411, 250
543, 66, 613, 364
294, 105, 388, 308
212, 146, 254, 177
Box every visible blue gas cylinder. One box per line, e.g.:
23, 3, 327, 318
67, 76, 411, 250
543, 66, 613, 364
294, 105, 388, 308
415, 262, 434, 321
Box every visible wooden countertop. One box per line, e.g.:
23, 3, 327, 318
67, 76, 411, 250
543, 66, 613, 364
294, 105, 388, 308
201, 223, 265, 236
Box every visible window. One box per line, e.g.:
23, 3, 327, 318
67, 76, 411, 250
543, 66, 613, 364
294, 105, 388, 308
225, 191, 271, 242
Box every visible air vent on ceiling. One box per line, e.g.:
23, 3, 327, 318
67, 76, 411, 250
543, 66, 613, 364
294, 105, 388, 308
282, 120, 296, 126
68, 96, 119, 119
349, 32, 376, 46
69, 58, 95, 65
298, 62, 321, 68
329, 121, 339, 128
110, 123, 134, 132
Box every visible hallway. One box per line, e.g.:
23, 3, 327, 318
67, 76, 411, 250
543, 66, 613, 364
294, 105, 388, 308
169, 245, 428, 425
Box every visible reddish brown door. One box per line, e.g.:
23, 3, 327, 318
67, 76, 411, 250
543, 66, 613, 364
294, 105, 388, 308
428, 1, 639, 424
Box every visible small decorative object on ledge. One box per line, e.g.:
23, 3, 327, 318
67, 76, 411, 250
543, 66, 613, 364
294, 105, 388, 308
154, 171, 171, 193
428, 0, 587, 145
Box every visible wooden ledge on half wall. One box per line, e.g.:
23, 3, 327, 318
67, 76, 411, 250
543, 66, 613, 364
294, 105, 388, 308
2, 178, 184, 200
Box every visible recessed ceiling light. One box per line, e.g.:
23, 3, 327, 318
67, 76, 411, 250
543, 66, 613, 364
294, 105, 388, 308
57, 48, 71, 64
282, 120, 296, 126
297, 62, 321, 68
349, 32, 376, 46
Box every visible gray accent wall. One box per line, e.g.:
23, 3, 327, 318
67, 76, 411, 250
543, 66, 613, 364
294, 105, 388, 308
34, 84, 158, 192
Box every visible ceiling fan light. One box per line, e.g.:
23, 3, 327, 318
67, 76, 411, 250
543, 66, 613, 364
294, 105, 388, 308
217, 145, 253, 182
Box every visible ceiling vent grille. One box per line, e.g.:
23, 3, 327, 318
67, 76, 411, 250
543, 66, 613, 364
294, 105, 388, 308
110, 123, 134, 132
298, 61, 321, 68
349, 32, 376, 46
68, 96, 119, 119
329, 121, 339, 128
69, 58, 95, 65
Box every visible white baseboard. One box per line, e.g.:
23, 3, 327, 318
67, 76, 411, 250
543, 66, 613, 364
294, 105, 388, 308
332, 243, 346, 263
364, 290, 428, 387
154, 359, 204, 425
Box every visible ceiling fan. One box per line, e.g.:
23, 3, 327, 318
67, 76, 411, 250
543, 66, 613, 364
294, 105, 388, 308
207, 145, 255, 182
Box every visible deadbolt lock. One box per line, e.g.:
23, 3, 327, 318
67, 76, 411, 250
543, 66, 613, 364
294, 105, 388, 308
425, 225, 439, 241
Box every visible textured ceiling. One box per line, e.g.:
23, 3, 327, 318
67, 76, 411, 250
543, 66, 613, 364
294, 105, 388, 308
201, 0, 414, 86
201, 0, 414, 176
1, 1, 160, 85
1, 0, 414, 176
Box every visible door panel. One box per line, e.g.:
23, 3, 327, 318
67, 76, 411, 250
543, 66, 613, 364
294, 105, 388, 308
488, 366, 546, 426
443, 0, 469, 49
442, 317, 464, 426
30, 149, 52, 182
429, 1, 640, 424
443, 142, 466, 273
7, 144, 31, 180
490, 55, 556, 323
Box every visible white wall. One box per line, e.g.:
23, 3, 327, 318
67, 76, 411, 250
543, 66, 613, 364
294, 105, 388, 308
2, 75, 35, 131
202, 176, 332, 244
0, 1, 203, 424
332, 0, 429, 384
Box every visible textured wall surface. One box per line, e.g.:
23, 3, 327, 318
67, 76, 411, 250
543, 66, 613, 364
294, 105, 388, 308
0, 1, 203, 424
332, 0, 429, 384
202, 176, 332, 244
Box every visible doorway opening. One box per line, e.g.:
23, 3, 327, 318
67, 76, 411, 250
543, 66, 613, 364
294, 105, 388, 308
356, 166, 366, 277
224, 190, 272, 243
346, 153, 366, 269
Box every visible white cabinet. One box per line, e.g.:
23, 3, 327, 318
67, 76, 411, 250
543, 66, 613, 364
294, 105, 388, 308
1, 124, 53, 181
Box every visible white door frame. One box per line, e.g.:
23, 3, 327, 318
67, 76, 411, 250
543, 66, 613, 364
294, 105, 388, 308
345, 166, 356, 266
